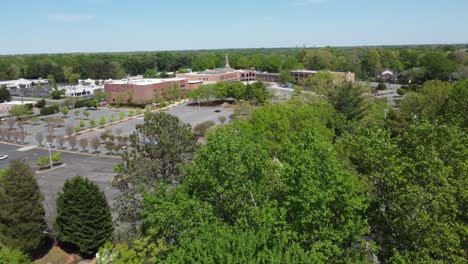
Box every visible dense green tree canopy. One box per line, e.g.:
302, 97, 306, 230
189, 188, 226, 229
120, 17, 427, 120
55, 176, 114, 255
0, 160, 45, 254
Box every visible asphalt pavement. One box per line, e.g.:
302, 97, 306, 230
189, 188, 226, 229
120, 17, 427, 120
0, 142, 120, 228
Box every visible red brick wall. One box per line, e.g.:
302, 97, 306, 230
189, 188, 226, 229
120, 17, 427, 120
105, 79, 189, 104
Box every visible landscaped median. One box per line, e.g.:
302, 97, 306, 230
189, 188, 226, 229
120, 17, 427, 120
36, 152, 63, 171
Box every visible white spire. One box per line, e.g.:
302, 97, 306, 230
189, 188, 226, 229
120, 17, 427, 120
225, 53, 230, 69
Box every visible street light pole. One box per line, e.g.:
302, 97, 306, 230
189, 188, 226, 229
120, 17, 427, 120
47, 143, 53, 169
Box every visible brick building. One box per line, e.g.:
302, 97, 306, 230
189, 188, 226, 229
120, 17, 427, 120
104, 78, 192, 104
176, 53, 256, 83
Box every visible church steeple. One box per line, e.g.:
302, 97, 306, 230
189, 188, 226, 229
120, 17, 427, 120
225, 53, 230, 69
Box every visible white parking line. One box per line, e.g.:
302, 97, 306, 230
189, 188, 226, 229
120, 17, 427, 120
17, 145, 36, 152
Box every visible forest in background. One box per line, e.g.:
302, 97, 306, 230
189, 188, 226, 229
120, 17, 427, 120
1, 44, 467, 83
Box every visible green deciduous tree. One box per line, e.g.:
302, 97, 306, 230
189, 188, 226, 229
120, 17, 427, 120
60, 106, 69, 117
55, 176, 114, 255
115, 112, 197, 231
9, 104, 32, 118
344, 122, 467, 262
0, 160, 46, 254
421, 52, 458, 81
0, 87, 11, 103
0, 245, 30, 264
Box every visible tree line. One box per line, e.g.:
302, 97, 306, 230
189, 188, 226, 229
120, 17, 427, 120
1, 45, 467, 84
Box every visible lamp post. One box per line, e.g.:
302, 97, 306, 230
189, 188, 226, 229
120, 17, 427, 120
46, 143, 53, 169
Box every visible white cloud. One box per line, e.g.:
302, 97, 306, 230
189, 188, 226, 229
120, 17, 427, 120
292, 0, 326, 6
48, 13, 95, 22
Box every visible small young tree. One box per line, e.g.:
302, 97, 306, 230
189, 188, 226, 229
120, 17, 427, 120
109, 115, 115, 123
79, 138, 88, 152
99, 116, 106, 126
20, 131, 26, 144
74, 110, 80, 119
35, 132, 44, 146
0, 160, 46, 253
119, 112, 125, 120
100, 130, 111, 143
56, 135, 65, 149
47, 124, 55, 137
30, 116, 40, 125
5, 130, 12, 141
55, 176, 114, 255
54, 117, 65, 127
51, 152, 61, 163
6, 118, 16, 130
104, 141, 115, 154
89, 119, 96, 128
46, 134, 54, 146
68, 136, 77, 150
43, 117, 55, 128
12, 130, 20, 143
65, 125, 74, 138
128, 110, 134, 117
60, 107, 69, 117
83, 110, 90, 119
79, 120, 85, 128
91, 137, 101, 153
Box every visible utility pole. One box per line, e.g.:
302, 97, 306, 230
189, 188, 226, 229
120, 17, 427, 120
47, 143, 53, 169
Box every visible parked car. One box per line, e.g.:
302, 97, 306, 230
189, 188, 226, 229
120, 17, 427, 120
0, 154, 8, 160
214, 110, 221, 113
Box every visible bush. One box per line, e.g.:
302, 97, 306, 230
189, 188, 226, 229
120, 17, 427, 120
40, 105, 59, 116
99, 116, 106, 126
377, 82, 387, 90
75, 99, 98, 108
35, 98, 46, 108
110, 102, 147, 108
397, 88, 408, 95
89, 119, 96, 128
36, 156, 50, 167
51, 152, 61, 163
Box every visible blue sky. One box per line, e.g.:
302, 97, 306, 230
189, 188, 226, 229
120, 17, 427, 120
1, 0, 467, 54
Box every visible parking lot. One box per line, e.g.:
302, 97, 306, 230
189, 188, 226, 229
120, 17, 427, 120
0, 142, 120, 227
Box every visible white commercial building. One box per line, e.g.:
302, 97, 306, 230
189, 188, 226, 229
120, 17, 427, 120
0, 78, 49, 89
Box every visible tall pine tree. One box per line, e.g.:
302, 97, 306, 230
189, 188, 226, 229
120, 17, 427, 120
0, 159, 46, 254
55, 176, 113, 255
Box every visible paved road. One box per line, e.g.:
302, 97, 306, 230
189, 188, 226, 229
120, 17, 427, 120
0, 143, 120, 228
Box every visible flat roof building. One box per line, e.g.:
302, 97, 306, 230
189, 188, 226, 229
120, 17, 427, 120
176, 54, 256, 84
104, 78, 190, 104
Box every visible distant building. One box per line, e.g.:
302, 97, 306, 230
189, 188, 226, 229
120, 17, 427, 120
257, 70, 355, 84
378, 69, 396, 82
59, 79, 106, 97
290, 70, 355, 83
256, 72, 280, 82
0, 78, 48, 89
0, 101, 36, 116
104, 78, 191, 104
176, 54, 256, 83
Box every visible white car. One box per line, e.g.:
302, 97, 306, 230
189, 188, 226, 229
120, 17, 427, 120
0, 155, 8, 160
